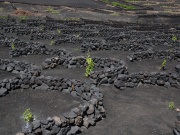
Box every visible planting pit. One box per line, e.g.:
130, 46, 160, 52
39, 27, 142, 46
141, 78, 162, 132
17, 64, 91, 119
0, 88, 82, 134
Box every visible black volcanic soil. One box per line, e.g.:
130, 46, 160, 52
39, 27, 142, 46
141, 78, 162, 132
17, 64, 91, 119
0, 1, 180, 135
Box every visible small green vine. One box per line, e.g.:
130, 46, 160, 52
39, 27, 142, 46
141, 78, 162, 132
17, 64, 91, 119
23, 108, 33, 122
168, 102, 175, 110
172, 35, 177, 42
57, 29, 61, 34
50, 40, 55, 45
85, 52, 94, 77
161, 59, 166, 70
11, 42, 15, 50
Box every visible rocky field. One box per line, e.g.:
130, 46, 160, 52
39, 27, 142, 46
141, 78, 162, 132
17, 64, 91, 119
0, 1, 180, 135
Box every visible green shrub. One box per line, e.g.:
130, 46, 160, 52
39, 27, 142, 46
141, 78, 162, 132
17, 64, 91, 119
111, 2, 136, 10
168, 102, 175, 110
45, 7, 60, 14
172, 35, 177, 41
50, 40, 55, 45
85, 53, 94, 77
161, 59, 166, 70
11, 42, 15, 50
23, 108, 33, 122
57, 29, 61, 34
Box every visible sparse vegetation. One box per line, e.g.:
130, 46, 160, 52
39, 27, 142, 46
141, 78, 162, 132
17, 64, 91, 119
19, 16, 28, 21
50, 40, 55, 45
169, 102, 175, 110
0, 16, 8, 19
11, 42, 15, 50
0, 7, 4, 12
57, 29, 61, 34
45, 7, 60, 14
111, 12, 120, 16
40, 25, 45, 32
161, 59, 166, 70
23, 108, 33, 122
100, 0, 136, 10
85, 52, 94, 77
172, 35, 177, 41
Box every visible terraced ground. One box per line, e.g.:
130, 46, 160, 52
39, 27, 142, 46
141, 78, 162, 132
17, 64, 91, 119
0, 1, 180, 135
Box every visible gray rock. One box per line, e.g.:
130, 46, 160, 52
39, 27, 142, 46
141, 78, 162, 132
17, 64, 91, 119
0, 88, 8, 97
12, 70, 19, 74
42, 129, 51, 135
71, 107, 80, 115
64, 111, 77, 119
117, 74, 127, 80
15, 66, 25, 71
45, 58, 52, 64
41, 120, 49, 125
156, 80, 165, 86
164, 82, 171, 88
51, 125, 60, 134
52, 116, 62, 126
94, 92, 103, 100
58, 126, 71, 135
0, 64, 6, 70
42, 62, 49, 69
7, 66, 13, 72
34, 128, 42, 134
22, 123, 33, 134
35, 83, 49, 91
67, 126, 80, 135
21, 84, 29, 89
32, 120, 41, 130
100, 77, 108, 84
79, 104, 88, 113
87, 104, 94, 115
71, 91, 78, 97
5, 83, 11, 90
174, 128, 180, 135
127, 56, 133, 61
175, 121, 180, 132
75, 116, 83, 126
62, 89, 70, 93
83, 117, 90, 128
114, 80, 125, 89
47, 117, 53, 122
125, 82, 135, 88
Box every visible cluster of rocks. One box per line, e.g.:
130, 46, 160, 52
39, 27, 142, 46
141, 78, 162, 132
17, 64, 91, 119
90, 66, 128, 85
114, 72, 180, 90
127, 48, 180, 61
0, 36, 42, 47
174, 113, 180, 135
0, 58, 40, 76
42, 55, 126, 69
9, 44, 71, 57
1, 17, 179, 54
3, 24, 33, 35
81, 38, 150, 52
